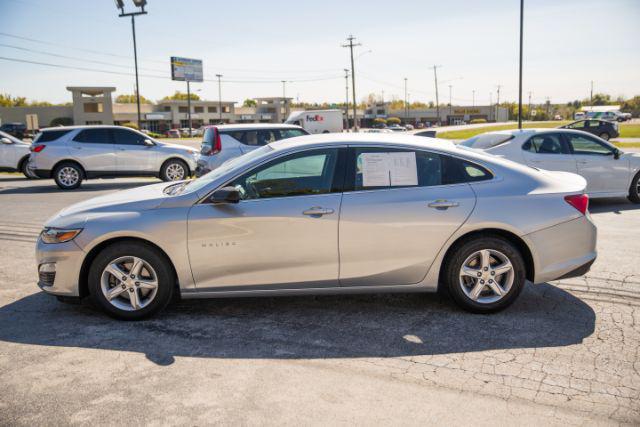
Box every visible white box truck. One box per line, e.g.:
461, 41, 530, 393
285, 109, 344, 134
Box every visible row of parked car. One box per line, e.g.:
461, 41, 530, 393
1, 119, 636, 201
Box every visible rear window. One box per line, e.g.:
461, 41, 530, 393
461, 134, 514, 149
33, 129, 73, 143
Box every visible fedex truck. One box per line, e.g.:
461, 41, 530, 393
285, 109, 343, 134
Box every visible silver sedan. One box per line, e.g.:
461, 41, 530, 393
35, 134, 597, 319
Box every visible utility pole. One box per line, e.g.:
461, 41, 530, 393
115, 1, 147, 129
527, 91, 532, 120
545, 96, 551, 117
215, 74, 223, 123
344, 68, 349, 129
472, 90, 475, 107
448, 84, 452, 117
517, 0, 524, 129
590, 80, 593, 105
432, 65, 442, 125
342, 35, 361, 131
404, 77, 408, 123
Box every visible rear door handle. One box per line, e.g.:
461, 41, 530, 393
303, 206, 334, 216
428, 200, 459, 209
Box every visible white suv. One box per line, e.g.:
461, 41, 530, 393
195, 124, 308, 176
29, 126, 198, 189
0, 130, 36, 178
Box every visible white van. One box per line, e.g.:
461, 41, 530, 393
285, 109, 344, 134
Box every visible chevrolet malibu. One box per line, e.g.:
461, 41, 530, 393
36, 134, 597, 320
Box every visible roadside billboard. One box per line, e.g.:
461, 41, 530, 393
170, 57, 203, 82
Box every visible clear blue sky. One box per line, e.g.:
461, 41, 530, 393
1, 0, 638, 106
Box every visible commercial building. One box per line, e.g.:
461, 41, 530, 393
363, 102, 509, 126
0, 87, 296, 132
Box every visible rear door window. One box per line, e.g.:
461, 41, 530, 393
522, 133, 569, 154
72, 128, 112, 144
441, 156, 493, 184
566, 133, 613, 155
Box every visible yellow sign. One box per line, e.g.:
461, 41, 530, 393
453, 108, 481, 115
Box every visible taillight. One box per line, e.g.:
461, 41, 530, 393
31, 144, 46, 153
212, 127, 221, 154
564, 194, 589, 215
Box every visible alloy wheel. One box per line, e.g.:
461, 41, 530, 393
100, 256, 159, 311
459, 249, 514, 304
165, 163, 185, 181
58, 167, 79, 187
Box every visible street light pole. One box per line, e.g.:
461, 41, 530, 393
472, 90, 475, 107
116, 0, 147, 129
216, 74, 223, 123
281, 80, 286, 98
517, 0, 524, 129
404, 77, 408, 124
432, 65, 441, 125
448, 84, 452, 117
343, 35, 361, 132
186, 80, 192, 136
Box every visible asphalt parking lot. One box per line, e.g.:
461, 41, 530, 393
0, 175, 639, 425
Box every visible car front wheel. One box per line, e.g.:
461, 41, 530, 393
443, 236, 526, 313
628, 172, 640, 204
160, 159, 188, 182
88, 241, 174, 320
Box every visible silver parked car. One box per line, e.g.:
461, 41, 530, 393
461, 128, 640, 203
28, 126, 199, 189
36, 134, 596, 319
0, 130, 37, 178
195, 123, 308, 176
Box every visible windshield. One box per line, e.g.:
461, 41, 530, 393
461, 134, 514, 149
178, 145, 274, 194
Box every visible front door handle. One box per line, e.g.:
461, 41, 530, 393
428, 200, 459, 210
303, 206, 334, 216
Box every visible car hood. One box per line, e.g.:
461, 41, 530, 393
45, 182, 171, 227
156, 142, 198, 154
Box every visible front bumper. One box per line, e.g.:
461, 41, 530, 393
35, 236, 85, 297
526, 215, 597, 284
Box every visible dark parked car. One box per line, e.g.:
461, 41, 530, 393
559, 120, 619, 141
0, 122, 27, 139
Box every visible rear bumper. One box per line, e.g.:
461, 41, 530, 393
34, 169, 51, 179
526, 215, 597, 284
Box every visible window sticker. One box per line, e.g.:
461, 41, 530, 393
361, 152, 418, 187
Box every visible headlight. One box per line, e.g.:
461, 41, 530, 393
40, 228, 82, 244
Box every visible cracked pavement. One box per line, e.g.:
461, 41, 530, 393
0, 176, 638, 425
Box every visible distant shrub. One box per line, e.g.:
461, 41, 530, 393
49, 117, 73, 127
469, 118, 487, 124
373, 117, 387, 125
121, 122, 139, 130
387, 117, 401, 125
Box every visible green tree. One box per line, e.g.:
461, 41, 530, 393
242, 99, 257, 107
0, 94, 27, 107
49, 117, 73, 127
387, 117, 401, 125
161, 91, 200, 101
116, 94, 151, 104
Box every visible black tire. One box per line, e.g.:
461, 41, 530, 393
628, 172, 640, 204
18, 157, 36, 179
53, 162, 83, 189
443, 236, 526, 313
599, 132, 610, 141
87, 241, 175, 320
160, 158, 189, 182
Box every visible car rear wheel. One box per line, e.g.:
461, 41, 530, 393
20, 159, 37, 179
443, 236, 526, 313
88, 241, 174, 320
628, 172, 640, 204
599, 132, 610, 140
160, 159, 188, 182
53, 162, 83, 189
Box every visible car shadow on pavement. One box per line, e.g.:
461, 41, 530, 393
0, 283, 595, 366
0, 180, 157, 194
589, 198, 640, 214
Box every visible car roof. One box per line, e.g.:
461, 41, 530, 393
39, 125, 135, 132
202, 123, 304, 131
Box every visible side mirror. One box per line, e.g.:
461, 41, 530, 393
210, 186, 241, 204
1, 137, 13, 145
143, 139, 155, 146
613, 148, 620, 160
